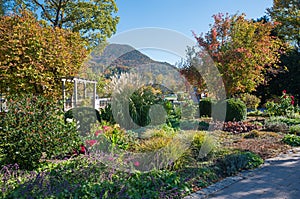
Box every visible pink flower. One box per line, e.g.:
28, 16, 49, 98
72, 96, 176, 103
291, 100, 295, 105
108, 156, 114, 161
133, 161, 140, 167
94, 130, 103, 137
103, 126, 110, 132
283, 90, 287, 94
86, 140, 97, 146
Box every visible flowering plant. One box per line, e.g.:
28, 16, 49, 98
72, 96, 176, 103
266, 90, 299, 117
83, 122, 136, 153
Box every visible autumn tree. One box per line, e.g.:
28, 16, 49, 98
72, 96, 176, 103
193, 13, 286, 97
0, 11, 88, 99
6, 0, 119, 47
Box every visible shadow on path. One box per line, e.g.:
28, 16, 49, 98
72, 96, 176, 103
186, 148, 300, 199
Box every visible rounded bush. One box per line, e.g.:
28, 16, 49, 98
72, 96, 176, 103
213, 98, 247, 122
199, 98, 216, 117
65, 107, 101, 134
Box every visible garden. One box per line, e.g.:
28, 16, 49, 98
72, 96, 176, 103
1, 0, 299, 198
1, 88, 300, 199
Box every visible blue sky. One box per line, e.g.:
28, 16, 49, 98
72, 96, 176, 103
109, 0, 273, 64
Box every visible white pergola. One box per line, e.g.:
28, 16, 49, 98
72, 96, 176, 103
61, 77, 97, 111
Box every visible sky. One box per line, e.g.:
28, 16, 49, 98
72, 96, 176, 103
109, 0, 274, 64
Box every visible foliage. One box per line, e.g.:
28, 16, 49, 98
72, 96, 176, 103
190, 132, 216, 160
129, 86, 162, 127
0, 158, 192, 199
0, 94, 80, 169
99, 104, 116, 124
7, 0, 119, 47
243, 130, 261, 139
264, 119, 289, 133
136, 137, 172, 153
222, 121, 262, 134
87, 123, 136, 151
177, 46, 206, 92
0, 11, 88, 99
194, 13, 285, 96
289, 125, 300, 136
266, 90, 299, 117
266, 116, 300, 126
213, 98, 247, 122
267, 0, 300, 49
181, 100, 198, 120
239, 93, 261, 110
199, 98, 216, 117
215, 151, 263, 176
65, 107, 101, 135
282, 134, 300, 146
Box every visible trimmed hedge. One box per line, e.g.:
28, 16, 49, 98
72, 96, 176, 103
213, 98, 247, 122
199, 98, 216, 117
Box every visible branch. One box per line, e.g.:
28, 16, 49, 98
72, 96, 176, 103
32, 0, 55, 25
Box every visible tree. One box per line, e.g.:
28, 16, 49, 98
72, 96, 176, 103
0, 11, 88, 99
193, 13, 286, 97
267, 0, 300, 50
6, 0, 119, 47
177, 46, 206, 95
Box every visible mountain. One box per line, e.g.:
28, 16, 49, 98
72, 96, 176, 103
87, 44, 176, 75
84, 44, 186, 92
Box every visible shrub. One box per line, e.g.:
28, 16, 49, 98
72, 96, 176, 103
190, 132, 216, 159
266, 90, 299, 117
289, 125, 300, 136
99, 104, 115, 124
213, 98, 247, 122
215, 151, 263, 176
136, 137, 172, 152
264, 120, 289, 133
65, 107, 101, 135
239, 93, 261, 110
199, 98, 215, 117
87, 123, 136, 151
0, 94, 80, 169
282, 134, 300, 146
266, 116, 300, 126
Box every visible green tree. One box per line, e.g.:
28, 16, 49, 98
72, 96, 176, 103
7, 0, 119, 47
267, 0, 300, 49
194, 13, 286, 97
0, 0, 4, 16
0, 11, 88, 99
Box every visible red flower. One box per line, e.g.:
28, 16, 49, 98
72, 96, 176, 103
79, 145, 86, 154
291, 96, 295, 100
86, 140, 97, 146
291, 100, 295, 105
283, 90, 287, 94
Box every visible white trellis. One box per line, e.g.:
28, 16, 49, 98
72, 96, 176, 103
61, 77, 97, 111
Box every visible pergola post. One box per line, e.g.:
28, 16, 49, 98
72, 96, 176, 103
62, 77, 97, 111
74, 79, 78, 108
93, 82, 96, 109
62, 79, 66, 112
84, 82, 87, 99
